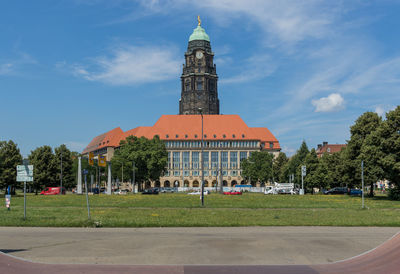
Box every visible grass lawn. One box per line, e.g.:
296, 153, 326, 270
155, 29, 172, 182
0, 193, 399, 227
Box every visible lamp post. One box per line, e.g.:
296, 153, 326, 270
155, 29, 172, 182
199, 108, 204, 206
60, 151, 63, 195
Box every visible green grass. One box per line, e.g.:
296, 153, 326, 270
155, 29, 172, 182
0, 193, 399, 227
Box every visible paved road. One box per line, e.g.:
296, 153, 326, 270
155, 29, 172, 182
0, 226, 398, 265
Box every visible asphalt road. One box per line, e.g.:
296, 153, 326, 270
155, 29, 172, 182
0, 226, 398, 265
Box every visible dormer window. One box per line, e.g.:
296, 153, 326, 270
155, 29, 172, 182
232, 134, 236, 138
242, 134, 245, 138
213, 134, 216, 138
270, 142, 274, 149
223, 134, 226, 138
195, 134, 198, 138
166, 134, 169, 138
185, 134, 188, 138
175, 134, 179, 138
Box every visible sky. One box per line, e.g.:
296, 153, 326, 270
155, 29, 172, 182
1, 0, 400, 157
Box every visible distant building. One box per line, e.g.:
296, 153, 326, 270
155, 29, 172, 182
83, 19, 280, 189
316, 141, 346, 158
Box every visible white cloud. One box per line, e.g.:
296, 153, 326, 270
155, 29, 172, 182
137, 0, 342, 47
311, 93, 344, 112
0, 52, 37, 76
73, 45, 181, 85
0, 63, 13, 75
375, 106, 385, 117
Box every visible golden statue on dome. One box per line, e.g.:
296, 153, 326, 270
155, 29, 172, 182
197, 15, 201, 26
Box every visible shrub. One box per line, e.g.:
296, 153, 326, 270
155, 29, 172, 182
388, 187, 400, 200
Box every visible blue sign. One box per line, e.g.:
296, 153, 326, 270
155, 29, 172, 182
83, 169, 88, 175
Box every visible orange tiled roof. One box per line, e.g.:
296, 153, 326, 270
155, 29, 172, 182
83, 115, 280, 153
316, 144, 346, 155
82, 127, 123, 154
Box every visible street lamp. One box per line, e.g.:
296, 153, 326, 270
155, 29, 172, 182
199, 107, 204, 206
60, 151, 63, 195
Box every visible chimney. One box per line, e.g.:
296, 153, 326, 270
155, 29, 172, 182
317, 144, 322, 149
323, 141, 328, 146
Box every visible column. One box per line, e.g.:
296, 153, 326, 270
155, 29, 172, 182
77, 156, 82, 194
107, 162, 112, 195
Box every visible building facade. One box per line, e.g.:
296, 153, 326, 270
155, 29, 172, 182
316, 141, 346, 158
82, 20, 281, 189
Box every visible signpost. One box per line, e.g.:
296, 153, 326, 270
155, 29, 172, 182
16, 164, 33, 220
300, 165, 306, 195
83, 169, 91, 220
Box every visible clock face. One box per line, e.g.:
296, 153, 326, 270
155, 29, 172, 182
196, 51, 203, 59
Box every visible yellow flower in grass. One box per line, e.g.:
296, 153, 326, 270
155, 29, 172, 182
151, 213, 159, 217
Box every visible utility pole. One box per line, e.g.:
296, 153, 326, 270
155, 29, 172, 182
361, 160, 365, 209
132, 160, 135, 193
60, 151, 63, 195
199, 108, 204, 206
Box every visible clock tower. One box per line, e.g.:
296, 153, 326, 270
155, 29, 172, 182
179, 18, 220, 115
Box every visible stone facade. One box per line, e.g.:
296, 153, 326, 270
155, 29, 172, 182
179, 39, 220, 115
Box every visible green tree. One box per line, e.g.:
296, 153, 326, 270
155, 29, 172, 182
304, 149, 319, 193
111, 135, 167, 190
0, 140, 23, 194
54, 144, 74, 189
380, 106, 400, 187
287, 141, 309, 185
342, 112, 381, 189
28, 146, 57, 194
272, 152, 288, 183
241, 151, 274, 185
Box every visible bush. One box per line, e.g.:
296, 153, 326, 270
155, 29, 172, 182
388, 187, 400, 200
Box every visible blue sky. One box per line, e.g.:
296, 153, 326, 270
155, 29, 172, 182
1, 0, 400, 157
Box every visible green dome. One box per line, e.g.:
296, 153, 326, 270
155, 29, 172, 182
189, 25, 210, 42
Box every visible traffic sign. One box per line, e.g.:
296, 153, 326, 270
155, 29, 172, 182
83, 169, 88, 175
16, 165, 33, 182
301, 165, 306, 176
98, 155, 107, 167
89, 152, 94, 166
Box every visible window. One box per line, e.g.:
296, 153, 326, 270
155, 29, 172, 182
222, 170, 227, 176
202, 151, 209, 169
197, 81, 203, 90
221, 152, 228, 168
195, 134, 198, 138
240, 151, 247, 162
173, 171, 180, 176
173, 152, 180, 168
230, 152, 238, 168
192, 152, 199, 169
184, 171, 190, 176
185, 134, 188, 138
232, 134, 236, 138
327, 148, 331, 153
166, 134, 169, 138
167, 152, 171, 169
193, 170, 199, 176
211, 151, 219, 168
230, 170, 237, 176
203, 171, 209, 176
183, 151, 190, 168
270, 142, 274, 149
223, 134, 226, 138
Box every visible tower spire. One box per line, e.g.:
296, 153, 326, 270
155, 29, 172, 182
197, 15, 201, 26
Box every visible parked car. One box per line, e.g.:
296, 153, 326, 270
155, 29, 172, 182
349, 189, 363, 196
114, 189, 127, 195
92, 188, 100, 194
160, 187, 176, 193
40, 187, 66, 195
142, 188, 159, 195
323, 187, 348, 195
223, 190, 242, 195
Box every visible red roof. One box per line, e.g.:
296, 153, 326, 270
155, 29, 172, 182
316, 144, 346, 156
83, 115, 280, 153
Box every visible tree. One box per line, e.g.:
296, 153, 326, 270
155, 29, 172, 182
287, 141, 309, 185
0, 140, 23, 194
28, 146, 57, 194
54, 144, 74, 189
304, 149, 319, 193
379, 106, 400, 188
342, 112, 381, 190
272, 152, 288, 183
241, 151, 274, 185
111, 135, 167, 190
